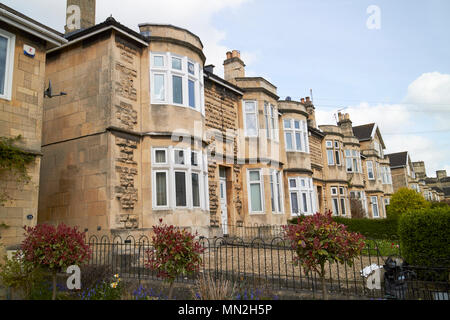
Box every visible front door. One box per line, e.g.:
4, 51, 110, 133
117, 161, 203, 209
220, 178, 228, 235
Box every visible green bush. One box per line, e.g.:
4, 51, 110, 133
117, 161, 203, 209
331, 217, 398, 240
398, 206, 450, 266
386, 188, 430, 221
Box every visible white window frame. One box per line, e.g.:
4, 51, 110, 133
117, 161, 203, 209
345, 149, 361, 173
243, 100, 259, 137
152, 170, 169, 209
331, 186, 349, 217
0, 28, 15, 101
151, 147, 208, 211
270, 169, 284, 214
247, 169, 265, 214
150, 52, 204, 115
367, 161, 375, 180
284, 119, 309, 153
371, 196, 380, 218
289, 177, 316, 216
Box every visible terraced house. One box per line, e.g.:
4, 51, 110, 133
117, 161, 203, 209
0, 4, 66, 254
0, 0, 401, 243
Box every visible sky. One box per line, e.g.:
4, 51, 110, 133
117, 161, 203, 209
4, 0, 450, 178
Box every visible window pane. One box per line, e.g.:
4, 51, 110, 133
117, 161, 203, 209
284, 119, 291, 129
175, 172, 186, 206
0, 36, 8, 95
172, 75, 183, 104
289, 179, 296, 188
327, 150, 334, 165
270, 181, 275, 212
172, 57, 182, 70
346, 158, 352, 172
153, 74, 165, 102
249, 171, 260, 182
153, 56, 164, 67
294, 121, 300, 129
295, 132, 302, 151
175, 150, 185, 165
290, 192, 299, 214
341, 198, 346, 216
285, 133, 293, 150
191, 152, 198, 166
188, 79, 195, 108
188, 62, 195, 75
192, 173, 200, 207
245, 113, 257, 136
302, 193, 308, 212
155, 150, 166, 163
335, 151, 341, 165
250, 184, 262, 212
245, 101, 256, 112
155, 172, 167, 206
332, 198, 339, 215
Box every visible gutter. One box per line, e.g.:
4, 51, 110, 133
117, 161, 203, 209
0, 8, 67, 48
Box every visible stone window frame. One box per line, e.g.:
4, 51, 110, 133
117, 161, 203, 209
283, 119, 309, 153
289, 176, 316, 217
380, 166, 393, 185
269, 169, 284, 214
0, 28, 16, 101
150, 51, 205, 115
247, 168, 265, 214
151, 146, 208, 211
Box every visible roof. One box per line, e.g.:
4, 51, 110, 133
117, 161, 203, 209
386, 151, 409, 168
48, 16, 148, 53
352, 123, 375, 141
204, 69, 243, 96
0, 3, 67, 49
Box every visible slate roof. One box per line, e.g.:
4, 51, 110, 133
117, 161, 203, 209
386, 151, 409, 168
352, 123, 375, 141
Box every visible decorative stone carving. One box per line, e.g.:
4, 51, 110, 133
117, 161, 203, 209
116, 101, 137, 130
115, 62, 137, 101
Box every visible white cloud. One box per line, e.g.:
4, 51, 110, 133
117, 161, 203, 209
3, 0, 254, 77
315, 72, 450, 178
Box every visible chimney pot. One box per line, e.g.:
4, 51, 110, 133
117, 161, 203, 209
226, 51, 232, 59
305, 96, 310, 102
232, 50, 240, 58
301, 98, 305, 103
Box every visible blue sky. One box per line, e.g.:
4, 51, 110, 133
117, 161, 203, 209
4, 0, 450, 177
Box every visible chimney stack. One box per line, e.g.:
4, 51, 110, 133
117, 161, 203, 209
65, 0, 96, 34
223, 50, 245, 84
337, 112, 353, 136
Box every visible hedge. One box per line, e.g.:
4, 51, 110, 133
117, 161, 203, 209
398, 206, 450, 267
289, 216, 399, 240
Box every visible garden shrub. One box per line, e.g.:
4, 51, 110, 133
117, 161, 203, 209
284, 211, 365, 300
386, 187, 430, 221
398, 206, 450, 267
332, 216, 399, 240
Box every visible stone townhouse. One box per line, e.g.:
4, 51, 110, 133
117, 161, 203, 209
33, 0, 400, 240
0, 4, 66, 254
308, 112, 393, 219
386, 151, 420, 194
412, 161, 447, 201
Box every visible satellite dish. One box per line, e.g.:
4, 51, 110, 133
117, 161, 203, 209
44, 80, 67, 98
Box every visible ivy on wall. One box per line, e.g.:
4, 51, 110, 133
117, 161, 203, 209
0, 135, 35, 205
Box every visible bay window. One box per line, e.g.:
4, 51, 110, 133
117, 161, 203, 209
289, 177, 316, 216
345, 149, 362, 173
326, 140, 342, 166
152, 147, 208, 210
284, 119, 309, 153
150, 52, 204, 114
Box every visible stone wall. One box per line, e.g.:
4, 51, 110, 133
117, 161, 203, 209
0, 24, 47, 250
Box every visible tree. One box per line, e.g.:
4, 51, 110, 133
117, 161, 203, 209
21, 223, 92, 300
145, 219, 205, 299
284, 211, 366, 300
386, 187, 430, 221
